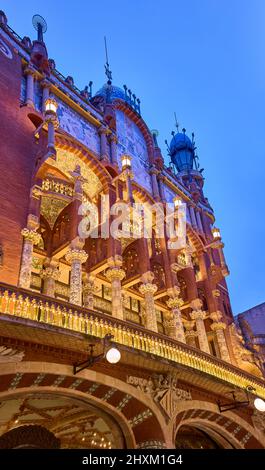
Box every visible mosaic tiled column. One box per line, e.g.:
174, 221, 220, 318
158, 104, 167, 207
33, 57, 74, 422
83, 276, 99, 310
66, 247, 88, 305
106, 265, 126, 320
19, 229, 41, 289
166, 287, 186, 343
24, 65, 35, 107
210, 311, 231, 362
40, 260, 60, 297
139, 272, 158, 332
190, 299, 210, 354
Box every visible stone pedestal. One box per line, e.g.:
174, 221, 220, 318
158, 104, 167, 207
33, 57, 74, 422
66, 247, 88, 305
83, 276, 99, 310
166, 287, 186, 342
190, 299, 210, 354
40, 260, 60, 297
19, 229, 41, 289
106, 262, 126, 320
139, 271, 158, 332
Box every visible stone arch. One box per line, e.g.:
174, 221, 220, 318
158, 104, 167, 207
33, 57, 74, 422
0, 362, 169, 449
169, 400, 265, 449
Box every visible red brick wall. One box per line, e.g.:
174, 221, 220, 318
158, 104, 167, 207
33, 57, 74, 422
0, 35, 38, 285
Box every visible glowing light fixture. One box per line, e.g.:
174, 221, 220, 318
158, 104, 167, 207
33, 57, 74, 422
173, 196, 182, 208
121, 155, 132, 170
254, 398, 265, 412
212, 227, 221, 239
44, 97, 58, 114
106, 347, 121, 364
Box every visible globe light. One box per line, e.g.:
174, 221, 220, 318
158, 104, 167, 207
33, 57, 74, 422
121, 155, 132, 170
44, 97, 58, 114
106, 347, 121, 364
254, 398, 265, 412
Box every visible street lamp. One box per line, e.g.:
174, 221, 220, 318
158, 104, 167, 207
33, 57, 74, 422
173, 196, 182, 208
212, 227, 221, 240
121, 155, 132, 170
44, 97, 58, 115
254, 398, 265, 412
73, 334, 121, 374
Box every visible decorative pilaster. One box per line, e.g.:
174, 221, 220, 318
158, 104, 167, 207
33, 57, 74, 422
150, 166, 160, 201
19, 229, 41, 289
24, 65, 35, 107
190, 299, 210, 354
40, 260, 60, 297
165, 287, 186, 342
210, 311, 231, 362
82, 276, 99, 310
106, 256, 126, 320
139, 271, 158, 332
189, 205, 197, 229
66, 245, 88, 305
110, 133, 118, 165
98, 126, 109, 162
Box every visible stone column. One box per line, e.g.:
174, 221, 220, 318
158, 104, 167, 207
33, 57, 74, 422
66, 244, 88, 306
24, 65, 35, 107
40, 259, 60, 297
82, 276, 99, 310
210, 311, 231, 362
19, 228, 41, 289
98, 126, 109, 162
139, 271, 158, 332
157, 175, 166, 202
106, 256, 126, 320
41, 79, 51, 113
190, 299, 210, 354
189, 205, 197, 229
165, 286, 186, 342
150, 166, 160, 201
184, 320, 197, 348
110, 133, 118, 165
195, 209, 204, 233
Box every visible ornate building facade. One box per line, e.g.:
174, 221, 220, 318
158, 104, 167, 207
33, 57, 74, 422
0, 11, 265, 449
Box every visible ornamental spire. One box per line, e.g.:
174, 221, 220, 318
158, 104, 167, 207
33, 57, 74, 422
104, 36, 112, 85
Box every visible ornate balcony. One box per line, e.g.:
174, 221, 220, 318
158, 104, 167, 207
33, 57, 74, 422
0, 282, 265, 398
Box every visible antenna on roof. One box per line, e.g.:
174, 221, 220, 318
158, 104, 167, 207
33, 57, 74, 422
104, 36, 112, 85
32, 14, 47, 42
174, 112, 179, 132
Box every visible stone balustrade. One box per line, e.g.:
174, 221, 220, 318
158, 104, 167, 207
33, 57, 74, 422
0, 283, 265, 398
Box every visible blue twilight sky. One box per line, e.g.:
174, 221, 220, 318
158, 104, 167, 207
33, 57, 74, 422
2, 0, 265, 315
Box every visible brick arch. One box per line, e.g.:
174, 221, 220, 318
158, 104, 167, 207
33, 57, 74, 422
0, 362, 169, 449
170, 401, 265, 449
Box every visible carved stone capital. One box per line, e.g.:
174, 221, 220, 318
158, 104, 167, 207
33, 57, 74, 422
212, 289, 221, 298
209, 310, 223, 322
83, 276, 99, 295
109, 133, 118, 143
190, 298, 203, 311
139, 283, 157, 295
211, 321, 226, 332
40, 262, 61, 281
167, 286, 181, 299
21, 228, 41, 245
183, 320, 196, 332
107, 255, 123, 269
166, 297, 183, 309
65, 248, 88, 264
141, 271, 155, 284
190, 310, 206, 321
106, 267, 126, 282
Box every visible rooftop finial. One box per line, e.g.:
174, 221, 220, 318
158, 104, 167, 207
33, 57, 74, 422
174, 112, 179, 132
104, 36, 112, 85
32, 14, 47, 42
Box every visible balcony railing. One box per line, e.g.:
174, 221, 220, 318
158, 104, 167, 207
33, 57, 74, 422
0, 282, 265, 398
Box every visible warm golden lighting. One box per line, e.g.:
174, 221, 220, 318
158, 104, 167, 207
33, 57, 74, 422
45, 98, 58, 114
121, 154, 132, 170
106, 347, 121, 364
174, 196, 182, 208
212, 227, 221, 239
254, 397, 265, 412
